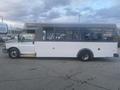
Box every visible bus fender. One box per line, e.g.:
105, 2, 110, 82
77, 48, 94, 58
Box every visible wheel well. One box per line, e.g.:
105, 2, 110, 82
8, 47, 20, 53
77, 48, 94, 58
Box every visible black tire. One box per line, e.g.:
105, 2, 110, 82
8, 48, 20, 59
78, 50, 93, 61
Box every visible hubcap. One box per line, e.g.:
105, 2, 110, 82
11, 50, 17, 57
82, 54, 89, 61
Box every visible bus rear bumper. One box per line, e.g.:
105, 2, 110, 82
113, 53, 119, 57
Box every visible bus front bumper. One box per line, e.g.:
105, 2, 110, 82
2, 48, 8, 53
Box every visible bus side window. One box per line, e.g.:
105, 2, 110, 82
84, 32, 91, 41
91, 32, 103, 41
73, 31, 81, 41
65, 30, 73, 41
46, 30, 55, 41
92, 32, 99, 40
97, 33, 103, 41
55, 30, 66, 41
103, 31, 113, 41
18, 34, 35, 42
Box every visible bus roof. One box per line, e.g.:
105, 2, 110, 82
25, 23, 117, 29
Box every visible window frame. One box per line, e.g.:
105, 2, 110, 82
40, 26, 117, 42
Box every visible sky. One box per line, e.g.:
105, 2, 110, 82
0, 0, 120, 27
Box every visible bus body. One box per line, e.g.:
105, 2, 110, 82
3, 23, 119, 61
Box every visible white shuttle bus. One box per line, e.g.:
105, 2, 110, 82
2, 23, 119, 61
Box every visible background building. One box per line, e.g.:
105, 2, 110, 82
0, 23, 8, 37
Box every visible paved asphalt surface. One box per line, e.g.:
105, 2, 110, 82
0, 47, 120, 90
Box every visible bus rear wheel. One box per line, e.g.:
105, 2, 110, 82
78, 50, 93, 61
8, 48, 20, 59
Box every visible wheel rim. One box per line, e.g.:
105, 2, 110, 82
10, 50, 17, 58
82, 54, 89, 61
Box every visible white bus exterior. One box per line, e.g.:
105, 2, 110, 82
3, 23, 119, 61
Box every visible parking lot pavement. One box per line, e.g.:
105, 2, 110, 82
0, 48, 120, 90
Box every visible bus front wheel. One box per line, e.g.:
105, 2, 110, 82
78, 50, 93, 61
8, 48, 20, 59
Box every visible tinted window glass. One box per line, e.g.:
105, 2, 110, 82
41, 27, 115, 42
55, 28, 73, 41
43, 27, 54, 41
55, 30, 66, 41
65, 30, 73, 41
46, 30, 54, 41
73, 30, 81, 41
102, 30, 114, 41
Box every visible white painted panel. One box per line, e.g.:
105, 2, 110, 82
18, 42, 35, 54
35, 42, 118, 57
